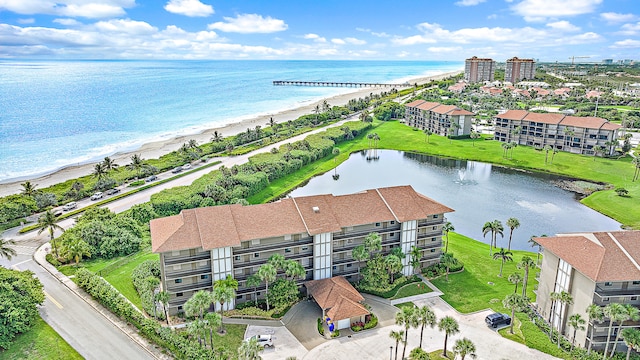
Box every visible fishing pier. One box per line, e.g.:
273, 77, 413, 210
272, 80, 412, 88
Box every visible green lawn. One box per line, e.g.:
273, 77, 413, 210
59, 248, 159, 308
391, 282, 433, 300
431, 232, 537, 314
177, 323, 246, 357
1, 316, 83, 360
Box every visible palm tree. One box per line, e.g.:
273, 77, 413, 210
564, 128, 575, 151
503, 293, 526, 334
423, 129, 433, 143
238, 336, 263, 360
268, 253, 286, 274
37, 210, 64, 258
506, 217, 520, 251
188, 318, 206, 347
416, 305, 436, 349
352, 245, 368, 280
568, 313, 586, 351
470, 130, 481, 147
389, 329, 405, 360
204, 312, 222, 349
0, 237, 17, 260
211, 130, 224, 143
212, 275, 238, 331
360, 109, 371, 123
553, 291, 574, 348
396, 305, 418, 360
184, 290, 213, 320
593, 145, 606, 160
127, 154, 146, 178
102, 157, 119, 173
246, 275, 262, 303
543, 145, 552, 164
62, 238, 91, 264
454, 338, 477, 360
284, 260, 306, 281
257, 263, 277, 311
482, 220, 503, 256
155, 291, 170, 325
443, 221, 454, 253
438, 316, 460, 358
409, 246, 422, 274
20, 181, 38, 197
528, 235, 544, 264
632, 157, 640, 182
384, 254, 403, 283
493, 248, 513, 277
501, 142, 511, 158
610, 304, 640, 357
548, 291, 562, 339
440, 252, 458, 282
517, 256, 536, 297
364, 232, 382, 257
408, 347, 430, 360
586, 304, 604, 354
603, 303, 628, 359
332, 148, 340, 178
92, 162, 107, 179
508, 272, 523, 294
621, 328, 640, 360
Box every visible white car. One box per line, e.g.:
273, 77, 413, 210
182, 163, 192, 170
62, 202, 77, 211
90, 192, 103, 200
244, 334, 273, 348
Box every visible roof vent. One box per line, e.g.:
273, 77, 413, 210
312, 206, 320, 213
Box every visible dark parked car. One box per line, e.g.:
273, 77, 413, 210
485, 313, 511, 328
145, 175, 158, 182
171, 166, 182, 174
105, 188, 121, 195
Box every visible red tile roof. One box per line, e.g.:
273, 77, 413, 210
306, 276, 369, 320
416, 102, 441, 111
151, 185, 453, 252
497, 110, 528, 120
560, 116, 621, 130
523, 112, 565, 124
406, 100, 426, 107
535, 231, 640, 282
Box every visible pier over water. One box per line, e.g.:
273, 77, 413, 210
273, 80, 412, 88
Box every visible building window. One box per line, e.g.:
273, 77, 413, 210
432, 237, 436, 241
200, 275, 209, 280
236, 295, 243, 299
346, 264, 352, 268
175, 279, 182, 284
375, 222, 381, 227
257, 292, 261, 296
430, 249, 436, 253
285, 248, 292, 253
605, 282, 612, 286
234, 255, 240, 261
433, 214, 439, 218
633, 281, 640, 285
390, 221, 395, 225
632, 296, 638, 301
301, 246, 308, 251
332, 266, 337, 270
177, 306, 183, 311
254, 253, 260, 258
177, 292, 183, 297
432, 226, 437, 230
603, 297, 610, 302
389, 233, 395, 238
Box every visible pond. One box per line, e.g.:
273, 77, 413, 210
288, 150, 621, 251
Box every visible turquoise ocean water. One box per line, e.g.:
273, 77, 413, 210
0, 60, 462, 182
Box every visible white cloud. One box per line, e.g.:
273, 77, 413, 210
546, 20, 580, 32
53, 18, 82, 26
611, 39, 640, 48
392, 34, 437, 46
164, 0, 214, 17
331, 38, 345, 45
303, 33, 326, 42
93, 19, 157, 35
511, 0, 602, 22
600, 12, 637, 24
17, 18, 35, 24
455, 0, 486, 6
487, 14, 497, 20
207, 14, 287, 34
0, 0, 134, 18
332, 37, 366, 45
556, 31, 602, 44
427, 46, 462, 53
619, 22, 640, 36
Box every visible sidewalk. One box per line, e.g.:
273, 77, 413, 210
33, 243, 171, 360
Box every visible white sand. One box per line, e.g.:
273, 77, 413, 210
0, 71, 461, 197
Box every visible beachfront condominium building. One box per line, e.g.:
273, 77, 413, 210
405, 100, 475, 136
534, 231, 640, 353
493, 110, 621, 156
505, 57, 536, 83
464, 56, 496, 83
150, 186, 453, 315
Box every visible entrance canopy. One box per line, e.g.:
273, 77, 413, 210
305, 276, 369, 321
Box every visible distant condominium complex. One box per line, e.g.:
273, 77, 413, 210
405, 100, 475, 136
535, 231, 640, 352
151, 186, 453, 315
464, 56, 496, 83
493, 110, 621, 156
505, 57, 536, 83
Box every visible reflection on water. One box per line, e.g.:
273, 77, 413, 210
288, 150, 620, 250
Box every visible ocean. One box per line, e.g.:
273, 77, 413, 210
0, 60, 462, 183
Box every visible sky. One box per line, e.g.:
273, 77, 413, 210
0, 0, 638, 62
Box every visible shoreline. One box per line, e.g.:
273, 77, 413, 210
0, 70, 461, 197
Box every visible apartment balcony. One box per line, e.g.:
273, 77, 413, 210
417, 230, 443, 239
233, 238, 314, 255
167, 280, 213, 293
233, 251, 313, 269
333, 225, 401, 241
165, 267, 212, 280
417, 219, 444, 227
164, 252, 211, 266
234, 265, 313, 281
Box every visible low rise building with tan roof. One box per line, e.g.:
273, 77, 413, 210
305, 276, 369, 330
534, 231, 640, 353
404, 100, 474, 137
494, 110, 621, 156
151, 185, 453, 315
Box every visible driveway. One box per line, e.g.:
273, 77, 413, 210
245, 325, 307, 360
282, 300, 325, 350
301, 297, 561, 360
362, 294, 400, 327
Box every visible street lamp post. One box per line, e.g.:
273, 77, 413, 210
389, 346, 393, 360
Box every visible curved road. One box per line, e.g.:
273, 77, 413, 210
1, 114, 360, 358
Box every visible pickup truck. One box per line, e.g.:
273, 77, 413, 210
485, 313, 511, 328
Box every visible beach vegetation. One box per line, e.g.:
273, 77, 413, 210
0, 315, 83, 360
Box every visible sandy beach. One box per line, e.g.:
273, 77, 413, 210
0, 70, 461, 197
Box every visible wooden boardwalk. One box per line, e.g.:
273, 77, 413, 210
273, 80, 412, 88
